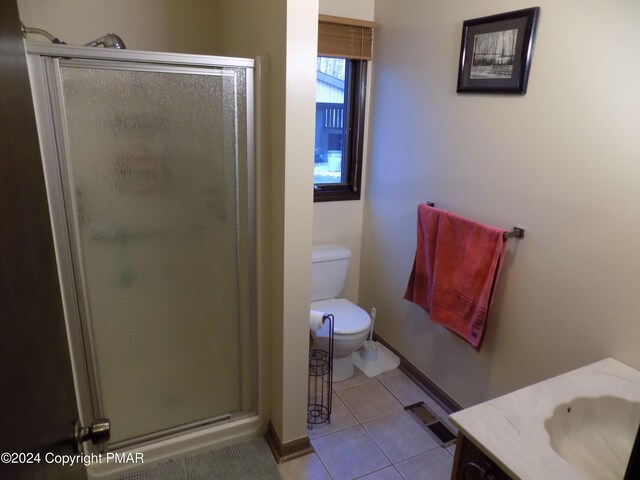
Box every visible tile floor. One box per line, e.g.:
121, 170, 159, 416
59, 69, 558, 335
278, 367, 458, 480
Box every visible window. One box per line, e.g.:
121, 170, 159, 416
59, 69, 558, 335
314, 57, 367, 201
314, 16, 374, 202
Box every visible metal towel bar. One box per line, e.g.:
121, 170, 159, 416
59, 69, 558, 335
424, 202, 524, 242
503, 227, 525, 241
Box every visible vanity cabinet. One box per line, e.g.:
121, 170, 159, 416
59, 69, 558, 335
451, 434, 512, 480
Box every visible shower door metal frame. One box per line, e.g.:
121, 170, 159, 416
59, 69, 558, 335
26, 43, 257, 450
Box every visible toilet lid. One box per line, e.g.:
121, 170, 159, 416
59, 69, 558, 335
310, 298, 371, 334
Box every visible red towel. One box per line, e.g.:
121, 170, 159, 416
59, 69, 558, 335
404, 204, 506, 349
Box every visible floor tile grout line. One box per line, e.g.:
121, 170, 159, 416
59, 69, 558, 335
277, 451, 335, 480
352, 393, 404, 424
308, 445, 337, 480
359, 410, 448, 468
332, 378, 405, 426
312, 376, 403, 480
332, 375, 379, 393
332, 376, 382, 400
359, 417, 396, 467
307, 393, 360, 440
332, 388, 361, 421
388, 367, 450, 407
392, 444, 447, 467
307, 369, 457, 480
334, 369, 445, 419
376, 379, 412, 409
381, 368, 451, 405
308, 418, 365, 442
360, 409, 405, 427
350, 463, 404, 480
374, 373, 461, 438
321, 373, 431, 459
311, 423, 392, 480
376, 372, 442, 410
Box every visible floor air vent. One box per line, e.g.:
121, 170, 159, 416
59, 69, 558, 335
405, 402, 457, 447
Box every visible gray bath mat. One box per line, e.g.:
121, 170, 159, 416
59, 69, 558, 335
111, 438, 281, 480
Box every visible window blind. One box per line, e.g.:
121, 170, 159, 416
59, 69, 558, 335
318, 15, 375, 60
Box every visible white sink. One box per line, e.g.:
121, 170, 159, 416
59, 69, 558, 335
450, 359, 640, 480
544, 396, 640, 480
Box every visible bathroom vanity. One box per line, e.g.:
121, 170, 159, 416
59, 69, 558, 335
448, 358, 640, 480
451, 433, 512, 479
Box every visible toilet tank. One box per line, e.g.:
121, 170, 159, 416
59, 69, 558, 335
311, 244, 351, 301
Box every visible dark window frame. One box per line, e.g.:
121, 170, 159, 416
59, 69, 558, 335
314, 59, 367, 202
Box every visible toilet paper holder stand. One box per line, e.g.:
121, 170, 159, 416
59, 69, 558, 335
308, 314, 334, 429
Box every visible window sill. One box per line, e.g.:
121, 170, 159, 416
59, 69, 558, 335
313, 188, 361, 202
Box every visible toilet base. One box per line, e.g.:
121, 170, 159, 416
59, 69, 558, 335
333, 355, 355, 382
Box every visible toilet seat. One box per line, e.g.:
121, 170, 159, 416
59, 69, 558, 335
310, 298, 370, 334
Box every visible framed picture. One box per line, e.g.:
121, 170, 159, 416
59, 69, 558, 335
457, 7, 540, 94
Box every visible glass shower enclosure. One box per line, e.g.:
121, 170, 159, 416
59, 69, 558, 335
27, 44, 256, 449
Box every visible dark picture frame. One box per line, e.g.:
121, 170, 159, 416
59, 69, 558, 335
457, 7, 540, 94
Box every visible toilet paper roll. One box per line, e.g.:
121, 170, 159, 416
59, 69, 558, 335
309, 310, 326, 332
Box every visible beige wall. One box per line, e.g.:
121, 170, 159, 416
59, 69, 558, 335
314, 0, 375, 302
319, 0, 375, 20
18, 0, 219, 54
313, 202, 366, 302
280, 0, 318, 440
217, 0, 317, 443
361, 0, 640, 407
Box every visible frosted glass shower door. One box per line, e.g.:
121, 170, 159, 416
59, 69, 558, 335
52, 59, 254, 445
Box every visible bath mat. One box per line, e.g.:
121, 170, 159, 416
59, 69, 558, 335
110, 437, 280, 480
352, 341, 400, 377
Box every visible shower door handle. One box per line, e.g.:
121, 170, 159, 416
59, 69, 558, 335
73, 418, 111, 453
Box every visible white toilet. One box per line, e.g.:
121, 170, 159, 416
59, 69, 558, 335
310, 244, 371, 382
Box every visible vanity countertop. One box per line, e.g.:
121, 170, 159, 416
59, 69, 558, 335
449, 358, 640, 480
